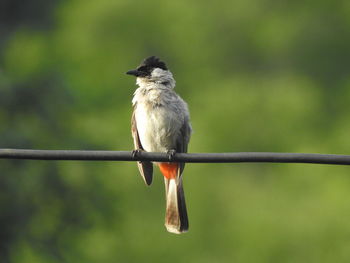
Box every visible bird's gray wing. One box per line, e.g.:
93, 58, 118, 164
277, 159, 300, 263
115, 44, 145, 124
131, 108, 153, 185
176, 117, 192, 175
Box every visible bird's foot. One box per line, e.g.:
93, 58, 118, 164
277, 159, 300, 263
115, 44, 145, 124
132, 149, 143, 160
166, 149, 177, 162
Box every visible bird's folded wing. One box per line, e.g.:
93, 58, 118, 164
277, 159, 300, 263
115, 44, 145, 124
176, 118, 192, 175
131, 109, 153, 185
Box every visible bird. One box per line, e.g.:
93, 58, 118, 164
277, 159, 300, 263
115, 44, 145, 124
127, 56, 192, 234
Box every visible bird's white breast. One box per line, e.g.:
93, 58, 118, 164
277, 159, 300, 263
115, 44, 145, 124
133, 88, 185, 153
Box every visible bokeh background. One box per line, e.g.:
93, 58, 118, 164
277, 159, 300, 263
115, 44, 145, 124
1, 0, 350, 262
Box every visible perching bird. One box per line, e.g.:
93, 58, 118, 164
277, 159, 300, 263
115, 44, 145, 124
127, 56, 192, 234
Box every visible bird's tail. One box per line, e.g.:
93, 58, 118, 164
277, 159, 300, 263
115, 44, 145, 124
159, 163, 188, 234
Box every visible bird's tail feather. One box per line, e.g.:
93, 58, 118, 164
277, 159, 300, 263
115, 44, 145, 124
160, 162, 188, 234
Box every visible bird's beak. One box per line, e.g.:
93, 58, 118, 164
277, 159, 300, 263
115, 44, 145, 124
126, 69, 141, 77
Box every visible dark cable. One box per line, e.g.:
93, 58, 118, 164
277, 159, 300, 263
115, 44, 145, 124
0, 149, 350, 165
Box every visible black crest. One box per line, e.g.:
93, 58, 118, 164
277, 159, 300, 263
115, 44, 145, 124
137, 56, 168, 71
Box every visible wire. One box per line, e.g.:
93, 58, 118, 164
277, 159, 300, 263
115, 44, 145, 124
0, 148, 350, 165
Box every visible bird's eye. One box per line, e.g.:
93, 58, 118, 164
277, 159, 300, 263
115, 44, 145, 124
137, 66, 147, 71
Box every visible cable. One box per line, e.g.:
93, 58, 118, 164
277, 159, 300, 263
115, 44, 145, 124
0, 148, 350, 165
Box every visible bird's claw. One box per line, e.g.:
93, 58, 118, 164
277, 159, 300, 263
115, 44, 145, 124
167, 149, 176, 162
132, 149, 142, 159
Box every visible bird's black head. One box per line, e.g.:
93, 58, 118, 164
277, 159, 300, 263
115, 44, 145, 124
126, 56, 168, 77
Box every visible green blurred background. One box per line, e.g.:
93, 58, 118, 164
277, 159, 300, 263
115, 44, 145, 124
1, 0, 350, 262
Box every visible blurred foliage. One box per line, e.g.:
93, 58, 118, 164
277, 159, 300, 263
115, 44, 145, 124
1, 0, 350, 262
